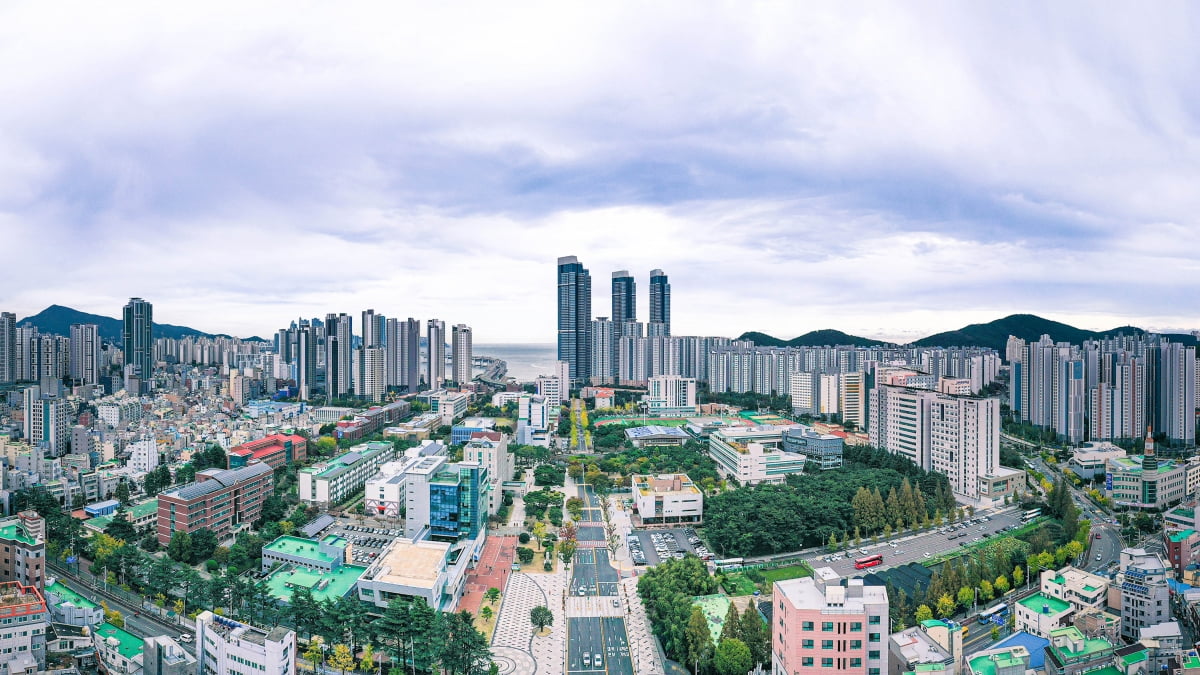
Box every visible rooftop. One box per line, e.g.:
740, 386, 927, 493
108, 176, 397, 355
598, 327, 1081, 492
1170, 529, 1197, 543
968, 648, 1028, 675
1018, 592, 1071, 615
365, 538, 449, 590
0, 522, 37, 546
1047, 626, 1113, 660
88, 499, 159, 530
46, 580, 98, 610
263, 564, 366, 604
625, 426, 691, 439
633, 473, 701, 496
96, 621, 144, 661
263, 535, 337, 564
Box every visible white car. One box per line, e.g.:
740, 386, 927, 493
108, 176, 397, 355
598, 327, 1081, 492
923, 552, 931, 558
178, 634, 194, 643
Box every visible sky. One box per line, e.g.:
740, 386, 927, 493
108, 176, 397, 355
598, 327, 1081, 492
2, 2, 1198, 343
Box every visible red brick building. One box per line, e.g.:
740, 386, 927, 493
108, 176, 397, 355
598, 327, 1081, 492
227, 434, 308, 471
156, 462, 273, 544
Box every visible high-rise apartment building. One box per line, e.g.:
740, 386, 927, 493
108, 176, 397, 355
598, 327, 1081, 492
0, 312, 15, 384
611, 271, 636, 324
386, 317, 421, 391
23, 386, 69, 457
295, 322, 318, 401
557, 256, 592, 385
361, 308, 384, 348
427, 319, 446, 388
648, 268, 671, 336
29, 334, 68, 391
14, 325, 36, 382
591, 317, 617, 383
324, 313, 353, 399
356, 346, 386, 402
452, 324, 473, 386
122, 298, 153, 394
790, 371, 818, 415
69, 323, 101, 385
1155, 342, 1197, 448
840, 372, 866, 429
772, 568, 889, 675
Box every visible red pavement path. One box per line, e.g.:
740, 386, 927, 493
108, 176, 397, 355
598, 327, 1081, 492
458, 535, 517, 616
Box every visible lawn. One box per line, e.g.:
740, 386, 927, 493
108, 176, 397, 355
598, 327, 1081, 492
760, 564, 813, 584
722, 573, 758, 596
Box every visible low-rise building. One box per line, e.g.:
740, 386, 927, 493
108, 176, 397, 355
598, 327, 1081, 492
228, 433, 307, 471
383, 413, 442, 442
261, 534, 348, 574
978, 466, 1026, 505
888, 619, 962, 675
772, 567, 889, 675
451, 418, 496, 445
1040, 566, 1109, 611
632, 473, 703, 526
142, 635, 197, 675
356, 537, 464, 612
44, 578, 103, 627
1069, 442, 1127, 480
156, 461, 273, 545
625, 425, 691, 448
298, 441, 396, 506
0, 582, 48, 675
781, 425, 844, 470
262, 563, 366, 606
195, 611, 297, 675
419, 390, 469, 425
93, 621, 143, 675
709, 425, 807, 485
966, 645, 1030, 675
85, 498, 159, 535
1106, 434, 1191, 509
1166, 528, 1200, 576
1042, 625, 1116, 675
1014, 592, 1073, 637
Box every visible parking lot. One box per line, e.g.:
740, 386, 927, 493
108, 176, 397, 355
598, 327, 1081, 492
327, 519, 404, 566
627, 528, 710, 566
567, 617, 634, 675
571, 549, 620, 597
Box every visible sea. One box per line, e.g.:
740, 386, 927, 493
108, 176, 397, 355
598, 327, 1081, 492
474, 343, 558, 383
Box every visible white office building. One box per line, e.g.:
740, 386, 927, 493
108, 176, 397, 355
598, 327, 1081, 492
127, 437, 159, 474
463, 432, 513, 514
646, 375, 698, 417
707, 425, 807, 485
632, 473, 702, 525
196, 611, 297, 675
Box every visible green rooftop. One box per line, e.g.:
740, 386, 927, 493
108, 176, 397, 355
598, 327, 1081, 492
0, 522, 37, 546
46, 581, 99, 610
1170, 529, 1196, 543
88, 499, 159, 532
913, 665, 947, 673
1079, 667, 1120, 675
1018, 592, 1071, 614
95, 622, 144, 661
1182, 653, 1200, 670
302, 442, 392, 479
969, 650, 1028, 675
1048, 627, 1113, 660
921, 619, 949, 629
1121, 650, 1148, 667
263, 536, 337, 564
264, 564, 366, 604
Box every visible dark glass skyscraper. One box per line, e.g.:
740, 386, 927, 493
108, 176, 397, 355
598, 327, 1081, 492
557, 256, 592, 385
122, 297, 153, 393
649, 269, 671, 336
611, 270, 636, 324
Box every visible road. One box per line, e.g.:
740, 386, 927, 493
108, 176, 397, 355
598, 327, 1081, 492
1024, 455, 1123, 573
805, 510, 1023, 577
567, 617, 634, 675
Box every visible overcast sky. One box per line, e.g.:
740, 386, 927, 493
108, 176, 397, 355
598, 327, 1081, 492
2, 3, 1198, 342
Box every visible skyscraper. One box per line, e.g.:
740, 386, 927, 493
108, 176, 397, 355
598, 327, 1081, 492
648, 268, 671, 337
295, 322, 318, 401
427, 319, 446, 388
325, 313, 353, 399
69, 323, 101, 385
362, 309, 384, 348
356, 347, 386, 402
590, 317, 617, 384
386, 317, 421, 392
122, 298, 153, 394
452, 324, 473, 386
557, 255, 592, 385
611, 271, 636, 324
0, 312, 14, 384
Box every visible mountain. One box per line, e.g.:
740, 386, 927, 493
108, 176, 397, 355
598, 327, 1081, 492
16, 305, 261, 343
737, 329, 888, 348
912, 313, 1198, 352
741, 314, 1198, 352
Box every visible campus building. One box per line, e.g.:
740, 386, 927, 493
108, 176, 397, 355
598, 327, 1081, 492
356, 537, 467, 612
1105, 431, 1194, 509
1067, 442, 1127, 481
156, 462, 273, 545
0, 582, 48, 675
645, 375, 698, 416
298, 441, 396, 506
625, 426, 691, 448
708, 425, 807, 485
632, 474, 703, 526
772, 567, 890, 675
228, 434, 308, 471
260, 534, 348, 574
781, 425, 844, 470
462, 432, 513, 514
195, 611, 297, 675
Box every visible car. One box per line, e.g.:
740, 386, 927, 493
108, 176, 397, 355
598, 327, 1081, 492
594, 653, 604, 668
859, 548, 869, 554
582, 654, 590, 668
1097, 554, 1103, 561
923, 552, 931, 558
1095, 533, 1102, 539
179, 633, 194, 643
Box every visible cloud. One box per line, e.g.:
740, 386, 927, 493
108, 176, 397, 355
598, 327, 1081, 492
0, 2, 1198, 342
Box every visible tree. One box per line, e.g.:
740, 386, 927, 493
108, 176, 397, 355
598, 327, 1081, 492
914, 605, 933, 623
714, 638, 752, 675
360, 644, 376, 673
190, 528, 219, 563
303, 636, 326, 666
441, 610, 490, 675
935, 593, 956, 619
685, 606, 713, 675
480, 606, 494, 622
738, 606, 769, 669
530, 605, 554, 633
990, 625, 1000, 641
719, 603, 741, 643
167, 530, 193, 564
957, 587, 974, 610
994, 575, 1010, 595
328, 644, 355, 675
114, 480, 132, 506
485, 587, 501, 605
104, 512, 137, 543
516, 547, 535, 565
979, 580, 994, 602
1012, 566, 1025, 588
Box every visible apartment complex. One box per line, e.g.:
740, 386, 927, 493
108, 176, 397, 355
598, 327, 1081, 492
0, 582, 48, 675
632, 474, 703, 526
868, 385, 1002, 500
195, 611, 297, 675
298, 441, 396, 506
708, 425, 808, 485
1116, 548, 1172, 641
228, 433, 308, 471
156, 461, 273, 544
773, 567, 890, 675
0, 512, 45, 590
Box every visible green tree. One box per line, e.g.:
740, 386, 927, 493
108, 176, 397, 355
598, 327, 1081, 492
719, 603, 741, 643
979, 580, 994, 602
114, 480, 132, 506
994, 575, 1010, 595
531, 605, 553, 633
738, 606, 769, 669
190, 528, 219, 563
303, 636, 325, 666
441, 610, 491, 675
685, 606, 713, 675
990, 625, 1000, 641
328, 644, 355, 675
485, 587, 501, 605
914, 605, 933, 623
104, 512, 137, 543
480, 605, 493, 622
957, 587, 974, 610
360, 644, 376, 673
167, 530, 193, 564
935, 593, 956, 619
714, 638, 753, 675
1012, 566, 1024, 588
516, 547, 535, 565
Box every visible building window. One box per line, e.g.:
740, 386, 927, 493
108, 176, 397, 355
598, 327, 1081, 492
850, 621, 862, 631
821, 658, 833, 668
802, 658, 813, 667
850, 640, 862, 649
821, 640, 833, 650
869, 633, 880, 643
802, 621, 814, 631
869, 651, 880, 660
869, 669, 880, 675
868, 615, 881, 624
821, 622, 834, 631
851, 658, 862, 668
802, 640, 813, 649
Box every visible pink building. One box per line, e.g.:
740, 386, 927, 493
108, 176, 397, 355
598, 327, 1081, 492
773, 567, 890, 675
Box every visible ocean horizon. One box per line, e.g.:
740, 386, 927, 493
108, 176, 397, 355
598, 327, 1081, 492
474, 343, 558, 382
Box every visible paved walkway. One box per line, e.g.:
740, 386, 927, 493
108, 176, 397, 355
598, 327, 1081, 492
620, 578, 665, 675
461, 535, 517, 616
492, 570, 567, 675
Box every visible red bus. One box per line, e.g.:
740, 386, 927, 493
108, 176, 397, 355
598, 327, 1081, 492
854, 554, 884, 570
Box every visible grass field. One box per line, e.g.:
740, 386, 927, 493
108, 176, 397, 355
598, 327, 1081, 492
722, 573, 758, 596
760, 564, 813, 584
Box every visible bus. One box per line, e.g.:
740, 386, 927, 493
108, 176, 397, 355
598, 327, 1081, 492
715, 558, 745, 570
978, 603, 1008, 625
1021, 509, 1042, 522
854, 554, 884, 570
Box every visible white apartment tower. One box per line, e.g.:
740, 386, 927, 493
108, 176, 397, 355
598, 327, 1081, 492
324, 313, 353, 399
69, 323, 101, 385
0, 312, 14, 384
427, 319, 446, 388
356, 346, 386, 402
128, 437, 159, 474
452, 324, 473, 386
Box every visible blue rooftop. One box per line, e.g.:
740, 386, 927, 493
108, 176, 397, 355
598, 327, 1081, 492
992, 632, 1049, 670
